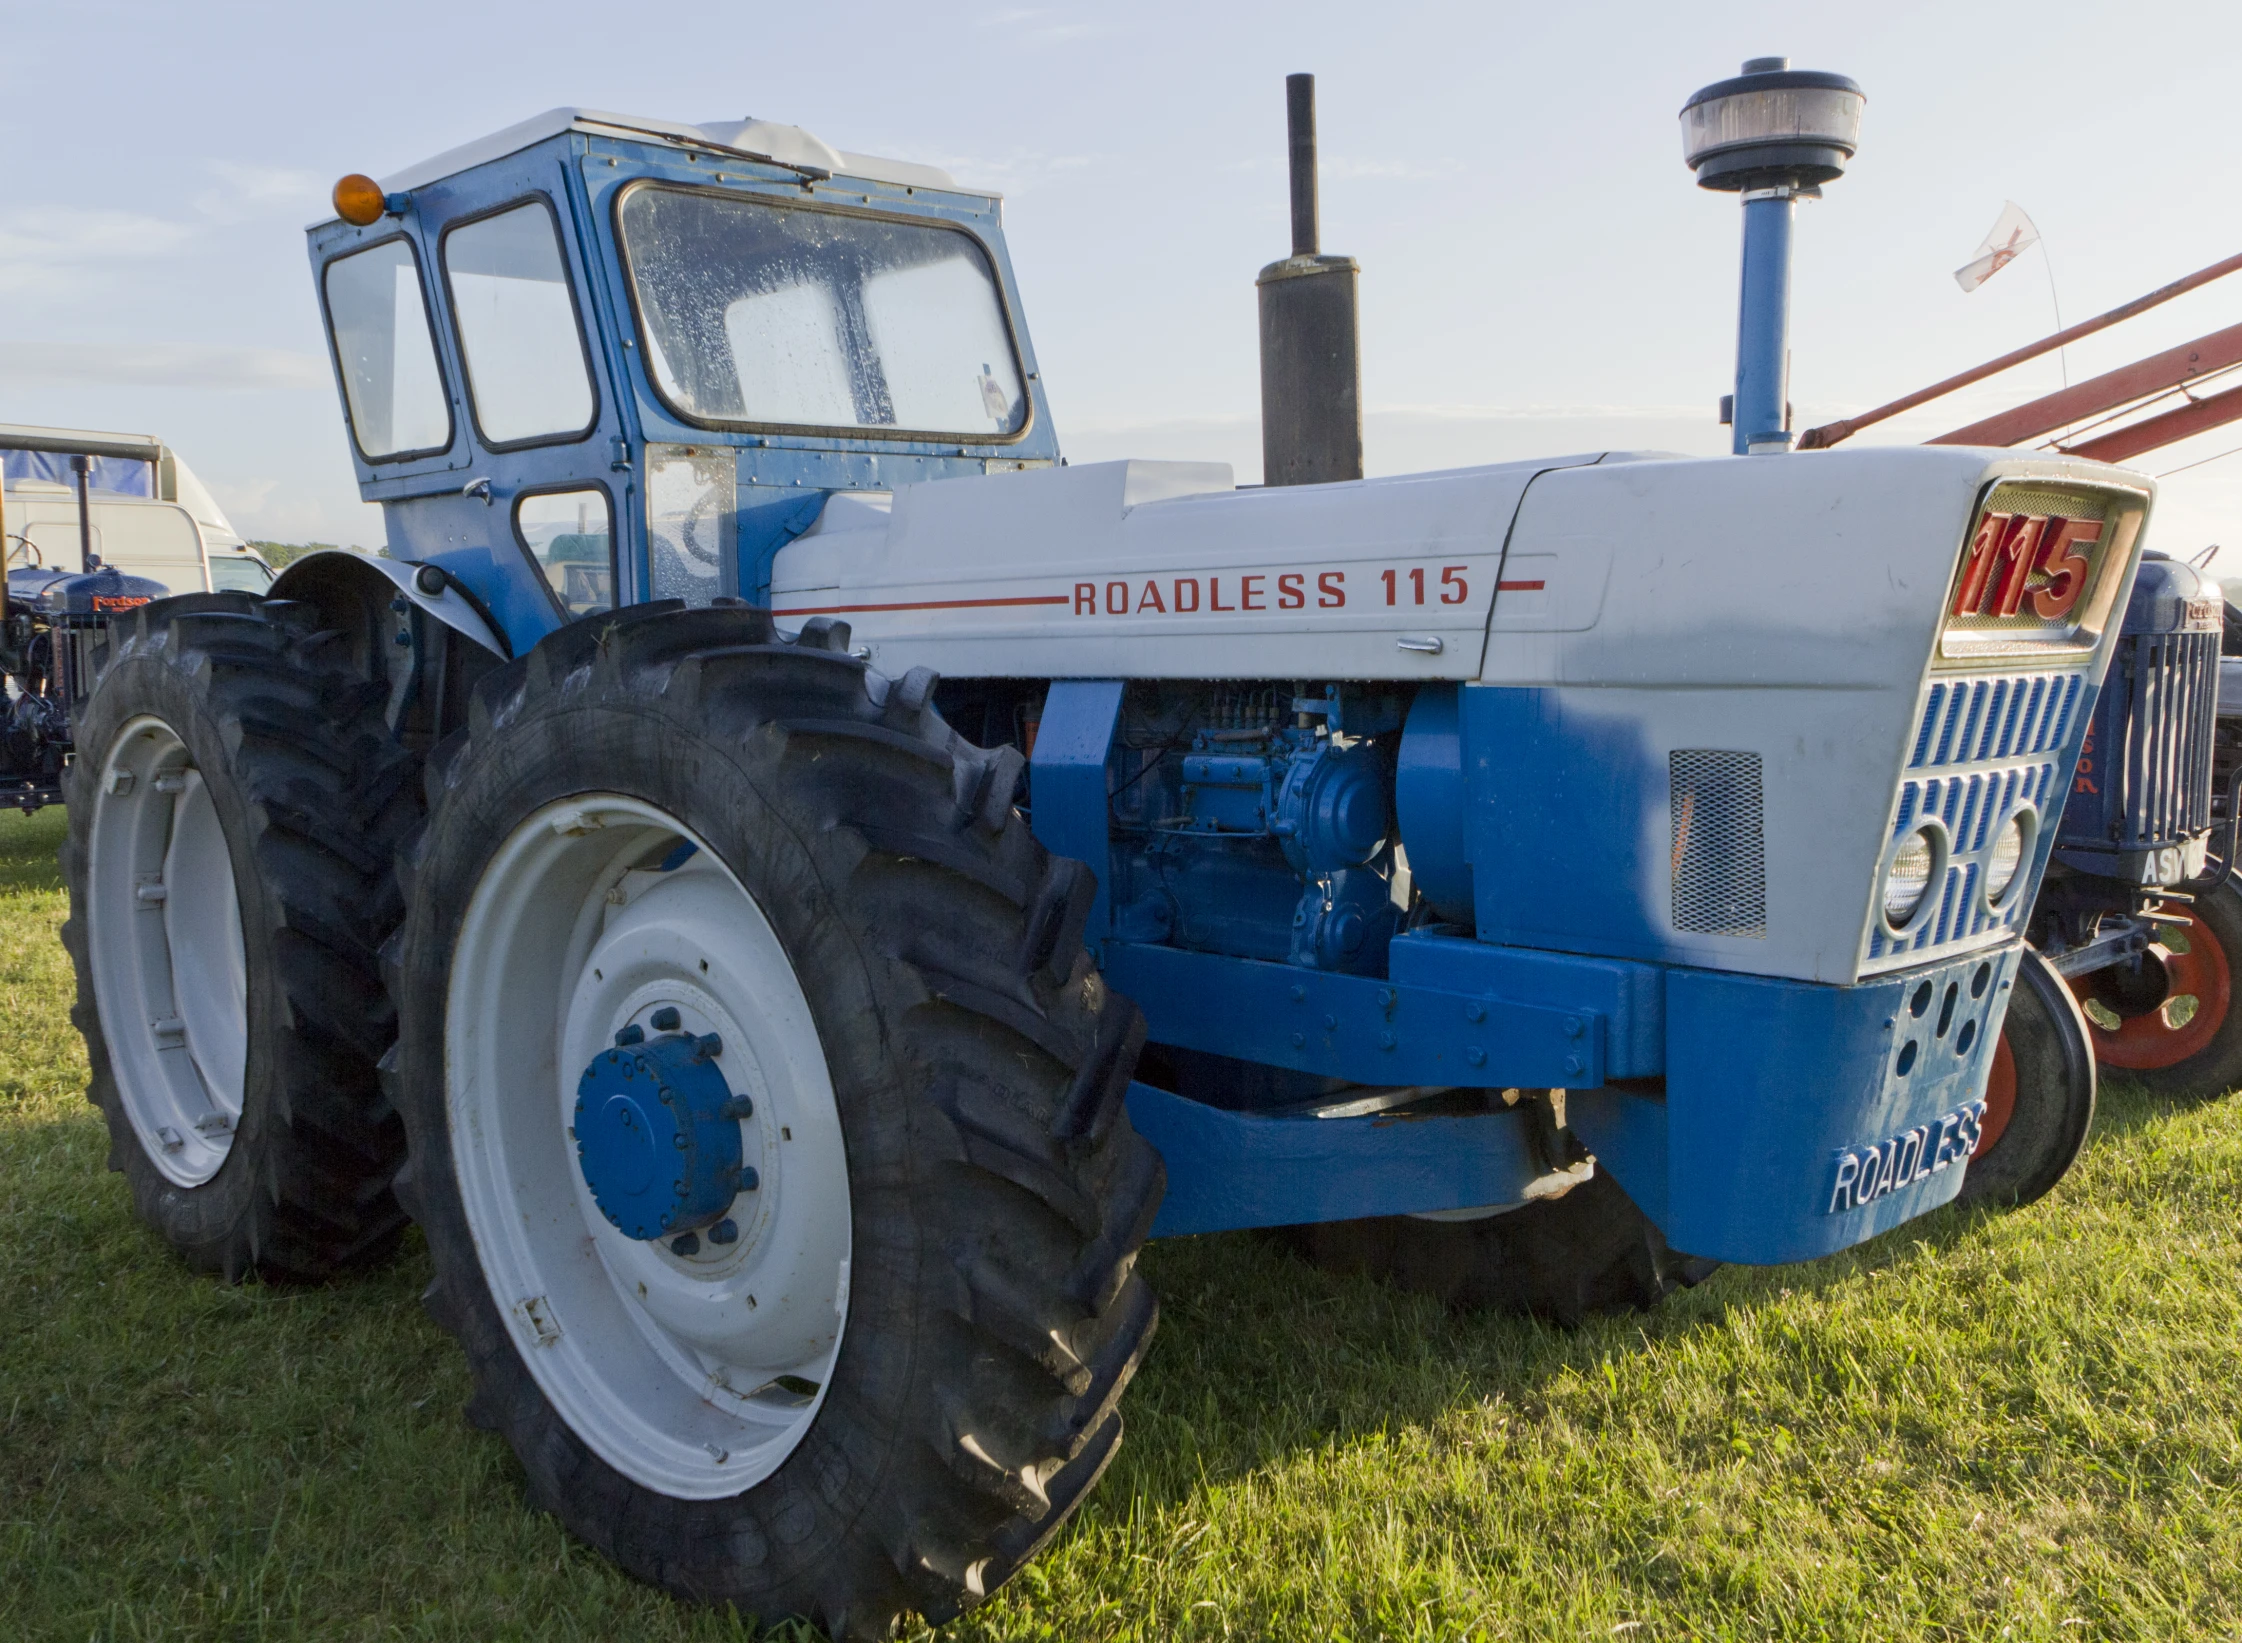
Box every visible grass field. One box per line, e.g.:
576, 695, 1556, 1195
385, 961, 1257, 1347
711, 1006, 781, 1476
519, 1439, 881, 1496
6, 802, 2242, 1641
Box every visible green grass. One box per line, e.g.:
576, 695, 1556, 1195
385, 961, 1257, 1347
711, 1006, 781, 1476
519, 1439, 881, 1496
5, 803, 2241, 1642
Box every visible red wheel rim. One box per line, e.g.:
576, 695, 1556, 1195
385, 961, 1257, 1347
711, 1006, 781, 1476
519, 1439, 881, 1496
2073, 909, 2231, 1070
1977, 1027, 2017, 1157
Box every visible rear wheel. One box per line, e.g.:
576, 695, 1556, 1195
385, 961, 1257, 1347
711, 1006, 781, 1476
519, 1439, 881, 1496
2073, 876, 2242, 1098
60, 593, 418, 1280
1960, 944, 2095, 1209
392, 604, 1162, 1635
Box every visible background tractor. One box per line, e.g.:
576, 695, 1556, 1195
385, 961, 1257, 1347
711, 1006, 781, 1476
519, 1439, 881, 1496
2, 425, 273, 812
59, 68, 2153, 1637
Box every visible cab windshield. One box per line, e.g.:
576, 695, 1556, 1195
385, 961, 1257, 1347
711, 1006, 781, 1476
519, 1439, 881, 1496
617, 186, 1025, 440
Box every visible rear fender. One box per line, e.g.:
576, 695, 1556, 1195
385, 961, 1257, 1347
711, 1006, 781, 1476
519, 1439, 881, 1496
269, 549, 509, 743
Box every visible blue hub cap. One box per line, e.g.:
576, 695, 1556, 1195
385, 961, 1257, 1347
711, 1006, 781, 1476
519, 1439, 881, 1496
574, 1025, 750, 1240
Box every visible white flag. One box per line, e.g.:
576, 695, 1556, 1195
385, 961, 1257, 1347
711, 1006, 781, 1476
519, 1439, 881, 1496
1955, 201, 2042, 292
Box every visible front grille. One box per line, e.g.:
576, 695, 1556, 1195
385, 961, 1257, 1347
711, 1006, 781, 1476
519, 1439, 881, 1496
1909, 671, 2082, 770
2057, 628, 2218, 852
1866, 670, 2088, 970
1670, 749, 1766, 938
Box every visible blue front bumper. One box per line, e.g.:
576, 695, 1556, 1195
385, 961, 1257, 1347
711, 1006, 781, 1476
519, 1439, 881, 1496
1112, 935, 2020, 1266
1571, 943, 2018, 1265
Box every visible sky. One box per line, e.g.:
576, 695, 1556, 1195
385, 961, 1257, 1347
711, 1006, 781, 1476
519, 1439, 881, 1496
5, 0, 2241, 560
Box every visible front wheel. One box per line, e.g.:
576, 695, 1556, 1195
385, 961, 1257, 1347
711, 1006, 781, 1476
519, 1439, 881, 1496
1959, 943, 2095, 1209
2073, 875, 2242, 1099
392, 605, 1162, 1636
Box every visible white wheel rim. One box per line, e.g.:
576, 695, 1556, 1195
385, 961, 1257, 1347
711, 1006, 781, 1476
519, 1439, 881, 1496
447, 795, 851, 1499
85, 716, 250, 1187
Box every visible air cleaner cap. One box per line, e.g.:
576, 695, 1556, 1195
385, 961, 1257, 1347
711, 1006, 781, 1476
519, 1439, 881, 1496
1681, 57, 1864, 191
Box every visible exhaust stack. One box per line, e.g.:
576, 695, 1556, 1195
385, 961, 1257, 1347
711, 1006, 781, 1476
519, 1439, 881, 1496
1257, 73, 1363, 486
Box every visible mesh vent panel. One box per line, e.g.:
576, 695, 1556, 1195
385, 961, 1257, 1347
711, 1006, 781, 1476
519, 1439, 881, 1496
1670, 750, 1766, 938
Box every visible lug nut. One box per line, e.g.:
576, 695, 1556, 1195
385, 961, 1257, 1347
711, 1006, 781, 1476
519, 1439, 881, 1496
709, 1218, 739, 1245
614, 1024, 645, 1046
694, 1032, 723, 1062
720, 1093, 754, 1120
670, 1232, 701, 1257
651, 1006, 681, 1032
738, 1166, 761, 1192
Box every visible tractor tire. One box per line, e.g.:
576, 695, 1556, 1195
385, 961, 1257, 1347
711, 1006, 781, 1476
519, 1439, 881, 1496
1284, 1166, 1707, 1325
60, 592, 418, 1280
1959, 943, 2096, 1209
388, 602, 1162, 1638
2074, 875, 2242, 1098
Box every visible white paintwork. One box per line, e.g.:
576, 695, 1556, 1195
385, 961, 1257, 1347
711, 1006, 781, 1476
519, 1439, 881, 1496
771, 454, 1622, 680
86, 716, 249, 1187
376, 108, 963, 202
447, 797, 850, 1499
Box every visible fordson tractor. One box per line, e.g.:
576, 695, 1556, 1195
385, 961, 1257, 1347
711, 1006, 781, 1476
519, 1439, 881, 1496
59, 71, 2154, 1636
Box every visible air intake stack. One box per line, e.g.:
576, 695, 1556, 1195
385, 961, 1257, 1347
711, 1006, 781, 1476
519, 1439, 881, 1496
1257, 73, 1363, 486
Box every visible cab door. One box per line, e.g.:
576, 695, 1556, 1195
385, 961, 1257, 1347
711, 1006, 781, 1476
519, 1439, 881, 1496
418, 156, 628, 648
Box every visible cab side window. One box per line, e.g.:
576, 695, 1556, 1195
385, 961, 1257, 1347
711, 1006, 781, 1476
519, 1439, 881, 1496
324, 240, 452, 460
516, 488, 614, 618
443, 201, 596, 447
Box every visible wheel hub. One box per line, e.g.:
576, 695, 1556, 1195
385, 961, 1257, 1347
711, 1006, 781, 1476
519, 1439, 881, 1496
2074, 908, 2231, 1069
575, 1020, 751, 1240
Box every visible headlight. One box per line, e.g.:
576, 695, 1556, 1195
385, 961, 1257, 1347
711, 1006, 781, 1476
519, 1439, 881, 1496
1882, 825, 1942, 928
1985, 810, 2034, 905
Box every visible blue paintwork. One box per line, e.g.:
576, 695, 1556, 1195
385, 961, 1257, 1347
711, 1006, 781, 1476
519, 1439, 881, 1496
1393, 683, 1472, 922
1101, 939, 1607, 1091
1456, 683, 1672, 962
8, 563, 170, 615
1387, 931, 1666, 1079
1029, 667, 2041, 1265
1570, 944, 2016, 1263
1031, 679, 1126, 938
1733, 191, 1793, 454
306, 125, 1064, 655
574, 1027, 749, 1239
1127, 1081, 1545, 1236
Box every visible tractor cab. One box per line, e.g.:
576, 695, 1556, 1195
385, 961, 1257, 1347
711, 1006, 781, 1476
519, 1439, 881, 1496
308, 109, 1059, 654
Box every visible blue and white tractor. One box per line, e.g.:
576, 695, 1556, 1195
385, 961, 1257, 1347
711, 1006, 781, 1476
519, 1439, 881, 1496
61, 72, 2154, 1635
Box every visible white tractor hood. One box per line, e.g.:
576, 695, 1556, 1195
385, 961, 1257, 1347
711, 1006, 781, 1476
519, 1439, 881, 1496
770, 453, 1631, 681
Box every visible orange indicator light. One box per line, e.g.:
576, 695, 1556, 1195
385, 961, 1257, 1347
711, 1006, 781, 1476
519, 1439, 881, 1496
332, 174, 389, 227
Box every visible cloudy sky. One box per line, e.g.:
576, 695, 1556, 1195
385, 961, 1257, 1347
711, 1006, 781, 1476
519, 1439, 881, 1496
5, 0, 2241, 559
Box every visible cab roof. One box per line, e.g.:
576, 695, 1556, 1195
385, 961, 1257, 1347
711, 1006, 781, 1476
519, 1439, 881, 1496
379, 107, 965, 196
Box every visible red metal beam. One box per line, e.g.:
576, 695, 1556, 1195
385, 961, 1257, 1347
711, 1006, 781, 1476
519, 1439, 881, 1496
2059, 379, 2242, 466
1927, 322, 2242, 447
1796, 248, 2242, 450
